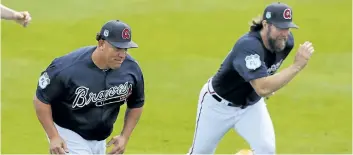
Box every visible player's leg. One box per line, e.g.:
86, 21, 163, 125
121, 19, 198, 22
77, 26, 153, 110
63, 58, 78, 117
233, 98, 276, 155
188, 83, 236, 154
53, 123, 93, 154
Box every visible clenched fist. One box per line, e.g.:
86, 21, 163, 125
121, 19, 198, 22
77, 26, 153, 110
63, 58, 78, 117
13, 11, 31, 27
293, 41, 315, 70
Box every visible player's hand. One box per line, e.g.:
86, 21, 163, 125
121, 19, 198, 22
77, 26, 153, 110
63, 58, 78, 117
293, 41, 315, 70
13, 11, 31, 27
49, 136, 69, 154
107, 135, 128, 154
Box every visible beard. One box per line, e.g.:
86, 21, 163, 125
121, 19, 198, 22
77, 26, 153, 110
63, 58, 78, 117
267, 27, 287, 53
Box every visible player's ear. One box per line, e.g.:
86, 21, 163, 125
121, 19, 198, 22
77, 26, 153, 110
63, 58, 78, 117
97, 39, 105, 48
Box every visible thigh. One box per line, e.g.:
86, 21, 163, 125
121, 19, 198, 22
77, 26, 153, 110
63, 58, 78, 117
54, 123, 93, 154
234, 99, 276, 155
188, 84, 236, 154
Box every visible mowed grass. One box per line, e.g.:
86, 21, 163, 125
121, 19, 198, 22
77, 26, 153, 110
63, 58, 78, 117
1, 0, 351, 154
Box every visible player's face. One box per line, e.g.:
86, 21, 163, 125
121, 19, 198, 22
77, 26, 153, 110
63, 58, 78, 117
103, 41, 127, 69
267, 24, 290, 52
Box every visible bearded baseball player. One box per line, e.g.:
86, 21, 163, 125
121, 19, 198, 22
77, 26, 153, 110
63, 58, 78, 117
33, 20, 144, 154
188, 2, 315, 155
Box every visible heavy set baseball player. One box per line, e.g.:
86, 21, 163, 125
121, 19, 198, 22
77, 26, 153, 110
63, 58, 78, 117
33, 20, 144, 154
188, 2, 315, 155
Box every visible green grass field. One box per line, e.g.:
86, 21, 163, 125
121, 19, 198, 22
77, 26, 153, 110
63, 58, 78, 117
1, 0, 352, 154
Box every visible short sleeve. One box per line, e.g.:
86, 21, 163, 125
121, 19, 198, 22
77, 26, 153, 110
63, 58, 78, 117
35, 59, 65, 104
127, 66, 145, 109
232, 40, 269, 82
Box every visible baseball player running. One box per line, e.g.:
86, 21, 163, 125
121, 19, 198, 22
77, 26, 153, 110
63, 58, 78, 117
33, 20, 144, 154
188, 2, 315, 155
1, 4, 31, 27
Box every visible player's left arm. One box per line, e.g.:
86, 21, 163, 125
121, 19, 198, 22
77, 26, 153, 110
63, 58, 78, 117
107, 63, 145, 154
121, 106, 143, 139
1, 4, 31, 27
1, 4, 19, 20
121, 68, 145, 139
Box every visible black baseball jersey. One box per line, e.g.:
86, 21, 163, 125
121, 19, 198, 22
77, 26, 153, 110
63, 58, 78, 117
36, 46, 145, 141
212, 30, 294, 106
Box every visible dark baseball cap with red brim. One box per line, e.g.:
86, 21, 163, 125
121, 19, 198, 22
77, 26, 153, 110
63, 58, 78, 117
98, 20, 138, 49
262, 2, 299, 29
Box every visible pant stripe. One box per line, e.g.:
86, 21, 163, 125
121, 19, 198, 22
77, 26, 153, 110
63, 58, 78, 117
189, 91, 208, 154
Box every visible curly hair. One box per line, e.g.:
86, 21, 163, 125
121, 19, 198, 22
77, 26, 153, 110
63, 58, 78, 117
249, 15, 264, 32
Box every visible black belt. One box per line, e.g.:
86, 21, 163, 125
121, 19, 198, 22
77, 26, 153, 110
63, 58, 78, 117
210, 94, 248, 109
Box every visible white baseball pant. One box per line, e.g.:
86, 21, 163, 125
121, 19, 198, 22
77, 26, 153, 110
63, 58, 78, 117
47, 123, 106, 155
188, 79, 276, 155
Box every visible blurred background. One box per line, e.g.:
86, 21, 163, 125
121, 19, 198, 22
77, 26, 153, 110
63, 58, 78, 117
1, 0, 351, 154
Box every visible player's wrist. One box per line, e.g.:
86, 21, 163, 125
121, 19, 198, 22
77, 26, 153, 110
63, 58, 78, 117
48, 134, 61, 141
290, 64, 303, 73
46, 128, 61, 140
13, 12, 22, 20
119, 132, 130, 140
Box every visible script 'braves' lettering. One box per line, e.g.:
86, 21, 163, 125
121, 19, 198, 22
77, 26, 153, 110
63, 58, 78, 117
34, 20, 145, 152
72, 82, 132, 109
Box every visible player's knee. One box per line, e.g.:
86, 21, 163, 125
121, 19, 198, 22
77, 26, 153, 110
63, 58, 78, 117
253, 141, 276, 155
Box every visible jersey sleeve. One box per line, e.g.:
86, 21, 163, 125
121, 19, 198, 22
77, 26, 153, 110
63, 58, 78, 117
35, 59, 65, 104
127, 66, 145, 109
232, 40, 269, 82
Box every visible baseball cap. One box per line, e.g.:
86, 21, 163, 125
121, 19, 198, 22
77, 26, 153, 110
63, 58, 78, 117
98, 20, 138, 48
262, 2, 299, 29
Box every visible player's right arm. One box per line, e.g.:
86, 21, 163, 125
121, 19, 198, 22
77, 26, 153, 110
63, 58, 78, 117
249, 41, 314, 97
33, 60, 69, 154
33, 95, 60, 139
233, 40, 314, 97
